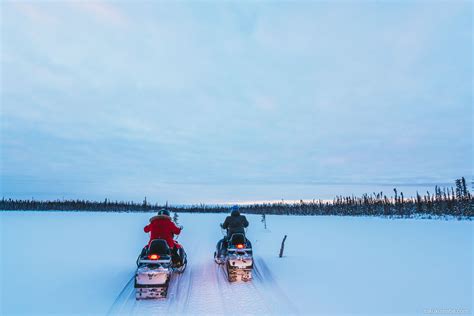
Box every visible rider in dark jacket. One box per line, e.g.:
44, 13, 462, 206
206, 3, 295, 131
222, 208, 249, 237
216, 206, 249, 258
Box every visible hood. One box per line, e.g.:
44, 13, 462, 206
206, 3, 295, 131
231, 210, 240, 217
149, 215, 171, 222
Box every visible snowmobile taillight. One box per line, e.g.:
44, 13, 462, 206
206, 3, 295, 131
148, 254, 160, 260
236, 244, 244, 249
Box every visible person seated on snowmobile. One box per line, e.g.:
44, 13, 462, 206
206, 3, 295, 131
142, 209, 185, 266
216, 205, 249, 258
222, 205, 249, 237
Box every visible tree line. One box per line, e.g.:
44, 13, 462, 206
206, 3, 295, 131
1, 178, 472, 219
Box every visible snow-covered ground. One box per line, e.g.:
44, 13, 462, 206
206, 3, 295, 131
0, 212, 472, 315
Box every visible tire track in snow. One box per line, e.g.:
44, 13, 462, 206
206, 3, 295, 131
215, 264, 231, 313
180, 266, 194, 313
180, 260, 225, 314
107, 275, 135, 316
213, 261, 271, 315
253, 257, 299, 315
168, 266, 194, 314
248, 272, 274, 313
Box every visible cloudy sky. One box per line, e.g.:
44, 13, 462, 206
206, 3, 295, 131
1, 1, 471, 203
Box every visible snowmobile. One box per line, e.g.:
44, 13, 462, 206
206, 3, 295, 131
135, 239, 187, 299
214, 230, 253, 282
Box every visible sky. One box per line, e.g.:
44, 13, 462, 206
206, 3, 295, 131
0, 0, 472, 204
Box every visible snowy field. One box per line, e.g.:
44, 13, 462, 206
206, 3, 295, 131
0, 212, 472, 316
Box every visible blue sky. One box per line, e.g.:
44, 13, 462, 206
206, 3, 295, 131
1, 1, 472, 203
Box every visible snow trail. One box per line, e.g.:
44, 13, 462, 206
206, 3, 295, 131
108, 219, 294, 316
108, 256, 296, 315
107, 268, 193, 315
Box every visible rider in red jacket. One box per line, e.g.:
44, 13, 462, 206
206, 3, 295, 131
144, 210, 182, 249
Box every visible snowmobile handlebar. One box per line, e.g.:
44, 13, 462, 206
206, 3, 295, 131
172, 226, 183, 240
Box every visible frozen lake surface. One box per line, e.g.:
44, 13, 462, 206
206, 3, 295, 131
0, 212, 472, 315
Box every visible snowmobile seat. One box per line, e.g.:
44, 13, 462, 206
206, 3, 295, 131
148, 239, 171, 257
229, 233, 246, 246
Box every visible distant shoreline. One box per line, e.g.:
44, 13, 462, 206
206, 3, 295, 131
1, 178, 472, 219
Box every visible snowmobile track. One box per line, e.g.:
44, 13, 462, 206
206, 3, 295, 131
106, 275, 135, 316
109, 257, 297, 315
253, 257, 299, 315
107, 267, 194, 315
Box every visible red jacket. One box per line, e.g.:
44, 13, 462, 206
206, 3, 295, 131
144, 215, 181, 248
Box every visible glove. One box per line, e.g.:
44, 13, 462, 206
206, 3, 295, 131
179, 225, 183, 230
220, 223, 224, 229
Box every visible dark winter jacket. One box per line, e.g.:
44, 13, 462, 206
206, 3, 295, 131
144, 215, 181, 248
222, 210, 249, 237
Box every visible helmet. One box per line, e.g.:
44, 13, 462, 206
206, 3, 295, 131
230, 205, 240, 216
158, 209, 170, 217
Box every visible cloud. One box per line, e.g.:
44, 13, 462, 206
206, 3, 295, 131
12, 2, 56, 25
254, 95, 277, 111
1, 1, 471, 202
71, 1, 127, 26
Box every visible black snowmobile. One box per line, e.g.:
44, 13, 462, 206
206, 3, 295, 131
214, 230, 253, 282
135, 239, 187, 299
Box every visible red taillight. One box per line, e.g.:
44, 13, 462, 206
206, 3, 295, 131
236, 244, 244, 249
148, 254, 160, 260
